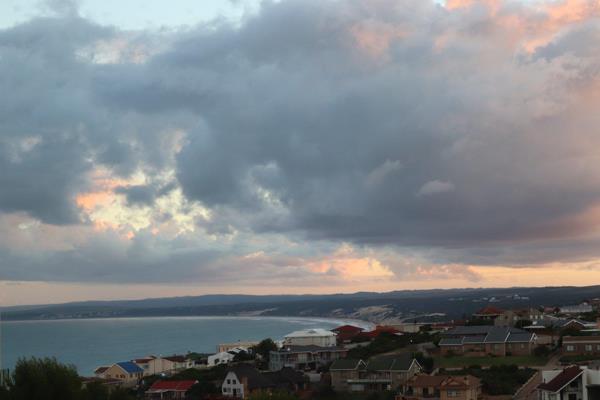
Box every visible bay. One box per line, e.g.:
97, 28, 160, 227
0, 316, 371, 375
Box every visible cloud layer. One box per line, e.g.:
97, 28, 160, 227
2, 0, 600, 294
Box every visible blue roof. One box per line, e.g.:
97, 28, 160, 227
116, 361, 143, 374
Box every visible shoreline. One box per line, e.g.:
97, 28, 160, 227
0, 314, 375, 330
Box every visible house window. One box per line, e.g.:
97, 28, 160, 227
447, 390, 458, 397
567, 345, 575, 352
520, 344, 525, 349
227, 379, 231, 384
597, 345, 600, 351
586, 345, 593, 351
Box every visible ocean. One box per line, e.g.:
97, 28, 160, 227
0, 316, 371, 375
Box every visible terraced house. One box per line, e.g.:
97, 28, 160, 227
438, 326, 536, 356
330, 354, 421, 392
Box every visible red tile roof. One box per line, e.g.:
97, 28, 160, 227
474, 306, 505, 315
538, 367, 583, 393
332, 325, 364, 333
440, 375, 481, 389
148, 380, 198, 392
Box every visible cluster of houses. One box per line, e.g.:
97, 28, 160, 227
94, 355, 195, 385
84, 299, 600, 399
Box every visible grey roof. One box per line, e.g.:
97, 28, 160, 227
463, 335, 487, 344
275, 345, 345, 353
442, 326, 533, 344
330, 359, 366, 371
229, 364, 274, 390
438, 337, 462, 346
506, 333, 535, 343
484, 327, 511, 343
366, 354, 418, 372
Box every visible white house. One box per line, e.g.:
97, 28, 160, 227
283, 329, 337, 347
208, 347, 248, 367
538, 366, 600, 400
133, 355, 191, 376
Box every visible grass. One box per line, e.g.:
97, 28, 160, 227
435, 355, 548, 368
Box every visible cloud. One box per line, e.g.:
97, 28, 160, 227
417, 180, 455, 196
3, 0, 600, 291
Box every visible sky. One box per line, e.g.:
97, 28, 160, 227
2, 0, 600, 306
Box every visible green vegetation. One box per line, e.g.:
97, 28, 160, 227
347, 332, 436, 359
559, 354, 600, 364
442, 364, 535, 395
0, 358, 136, 400
435, 355, 548, 368
139, 365, 229, 399
253, 338, 278, 369
248, 391, 299, 400
312, 387, 396, 400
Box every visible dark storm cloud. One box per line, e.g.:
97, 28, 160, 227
3, 0, 600, 286
91, 0, 600, 250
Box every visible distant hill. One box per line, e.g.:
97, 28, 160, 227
3, 285, 599, 322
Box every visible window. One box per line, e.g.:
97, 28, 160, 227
447, 390, 458, 397
586, 345, 593, 351
597, 345, 600, 351
520, 344, 525, 349
227, 379, 231, 384
567, 345, 575, 352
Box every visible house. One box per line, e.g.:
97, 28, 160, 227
329, 354, 421, 392
400, 374, 447, 398
145, 380, 198, 399
218, 342, 259, 353
399, 374, 482, 400
102, 361, 144, 383
263, 367, 309, 393
472, 306, 504, 322
331, 325, 364, 343
221, 364, 275, 398
269, 345, 348, 371
134, 355, 191, 376
562, 336, 600, 356
438, 326, 536, 356
330, 359, 368, 391
208, 347, 249, 367
560, 303, 593, 315
438, 376, 481, 400
94, 366, 110, 379
283, 328, 337, 347
538, 366, 600, 400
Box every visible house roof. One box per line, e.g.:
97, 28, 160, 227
134, 358, 153, 364
284, 328, 336, 338
332, 325, 364, 333
442, 326, 534, 344
330, 359, 366, 371
163, 355, 187, 363
538, 366, 583, 393
275, 345, 346, 353
473, 306, 504, 316
562, 335, 600, 343
407, 374, 447, 387
228, 364, 275, 390
366, 354, 418, 372
116, 361, 144, 374
263, 367, 307, 387
148, 380, 197, 392
438, 337, 463, 346
94, 366, 109, 375
440, 375, 481, 389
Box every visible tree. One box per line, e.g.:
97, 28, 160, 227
253, 339, 278, 362
248, 391, 299, 400
9, 357, 83, 400
81, 381, 109, 400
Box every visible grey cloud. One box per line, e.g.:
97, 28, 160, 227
4, 0, 600, 286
